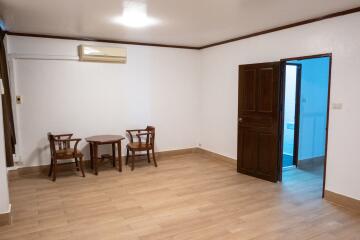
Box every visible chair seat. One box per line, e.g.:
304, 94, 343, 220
55, 148, 83, 159
127, 142, 152, 151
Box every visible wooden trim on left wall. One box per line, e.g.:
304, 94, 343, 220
0, 30, 5, 41
1, 29, 17, 167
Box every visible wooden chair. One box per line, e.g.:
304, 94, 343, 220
126, 126, 157, 171
48, 133, 85, 181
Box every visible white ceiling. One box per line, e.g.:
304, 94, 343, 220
1, 0, 360, 47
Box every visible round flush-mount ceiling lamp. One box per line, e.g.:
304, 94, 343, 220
112, 0, 159, 28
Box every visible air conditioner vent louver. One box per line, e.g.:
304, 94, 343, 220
78, 45, 127, 63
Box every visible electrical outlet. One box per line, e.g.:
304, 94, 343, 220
13, 155, 23, 167
16, 96, 22, 104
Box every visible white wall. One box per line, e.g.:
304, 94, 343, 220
0, 95, 10, 214
6, 36, 201, 167
200, 13, 360, 200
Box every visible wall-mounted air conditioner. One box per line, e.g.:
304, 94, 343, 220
78, 45, 127, 63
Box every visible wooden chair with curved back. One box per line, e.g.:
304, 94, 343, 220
125, 126, 157, 171
48, 133, 85, 181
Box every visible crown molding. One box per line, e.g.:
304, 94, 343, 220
4, 31, 201, 50
200, 6, 360, 49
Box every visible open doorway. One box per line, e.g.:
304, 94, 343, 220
280, 54, 332, 197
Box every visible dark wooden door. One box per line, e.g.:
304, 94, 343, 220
237, 62, 280, 182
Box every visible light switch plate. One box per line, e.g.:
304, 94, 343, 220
16, 96, 22, 104
332, 103, 343, 110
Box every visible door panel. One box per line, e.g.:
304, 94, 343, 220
239, 129, 258, 173
239, 69, 256, 111
258, 68, 274, 113
257, 133, 275, 175
237, 62, 280, 182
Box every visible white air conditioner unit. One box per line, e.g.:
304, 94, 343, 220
78, 45, 127, 63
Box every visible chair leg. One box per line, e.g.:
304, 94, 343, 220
48, 157, 53, 177
52, 160, 57, 181
79, 156, 85, 178
146, 150, 150, 163
126, 148, 129, 165
131, 151, 135, 171
152, 148, 157, 167
74, 157, 80, 171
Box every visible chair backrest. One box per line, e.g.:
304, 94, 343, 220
126, 126, 155, 148
146, 126, 155, 146
48, 132, 73, 156
48, 133, 56, 157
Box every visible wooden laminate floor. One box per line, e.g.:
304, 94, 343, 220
1, 153, 359, 240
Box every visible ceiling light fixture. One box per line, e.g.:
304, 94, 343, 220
113, 0, 159, 28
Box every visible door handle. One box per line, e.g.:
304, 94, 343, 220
239, 117, 243, 122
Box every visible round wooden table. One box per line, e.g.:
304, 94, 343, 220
85, 135, 125, 175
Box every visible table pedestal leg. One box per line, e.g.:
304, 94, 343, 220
118, 141, 122, 172
89, 143, 94, 169
94, 143, 98, 175
112, 143, 116, 167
